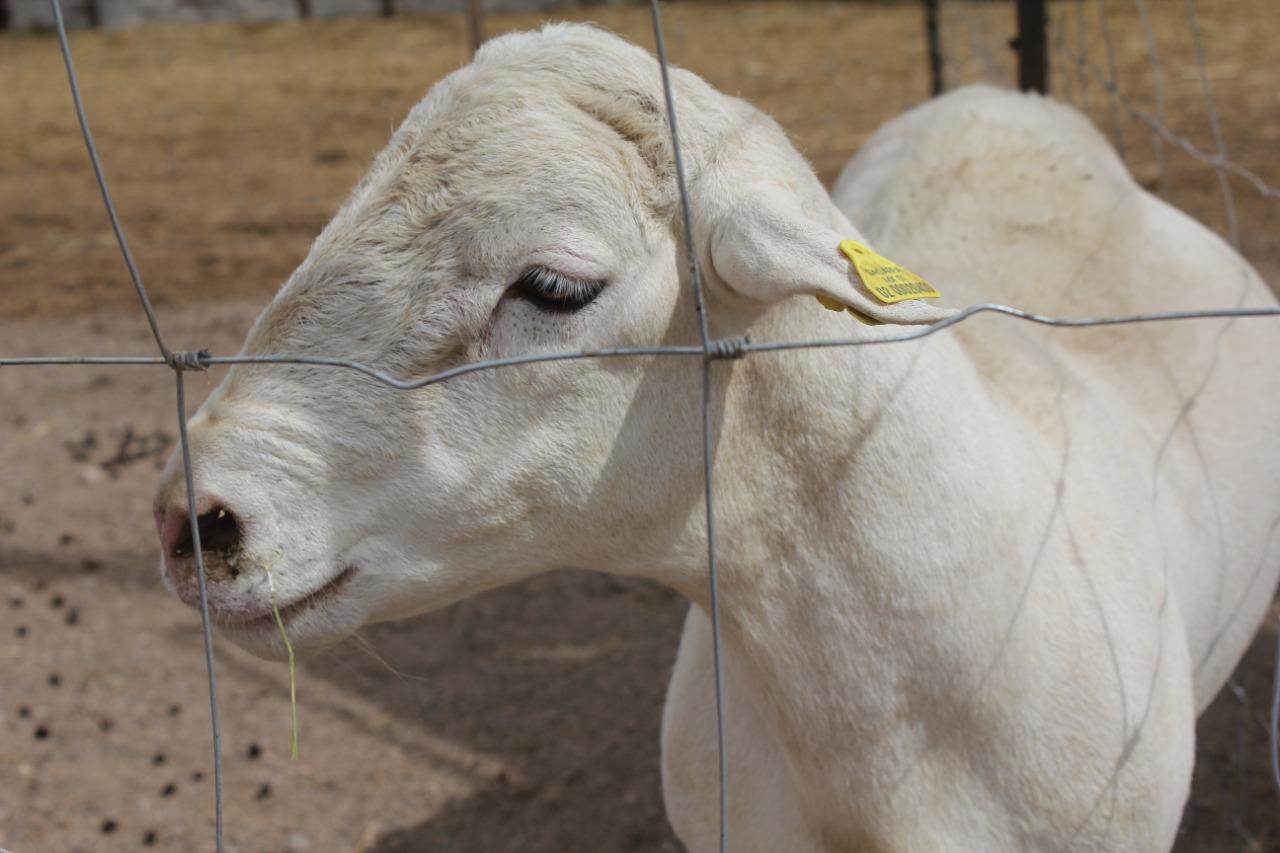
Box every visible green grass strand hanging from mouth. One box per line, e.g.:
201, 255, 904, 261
260, 548, 299, 761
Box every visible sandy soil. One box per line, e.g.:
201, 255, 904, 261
1, 2, 1277, 851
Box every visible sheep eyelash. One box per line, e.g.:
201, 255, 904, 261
511, 266, 607, 314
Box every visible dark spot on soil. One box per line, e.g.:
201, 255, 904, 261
247, 742, 262, 760
18, 706, 30, 718
48, 673, 61, 687
255, 782, 272, 801
58, 533, 74, 547
142, 829, 158, 846
81, 558, 102, 573
50, 594, 65, 609
64, 431, 98, 462
14, 211, 71, 227
152, 752, 166, 765
191, 770, 204, 782
34, 725, 49, 740
101, 427, 174, 478
34, 579, 47, 591
15, 625, 27, 637
99, 718, 113, 732
160, 782, 176, 797
21, 493, 35, 506
315, 148, 347, 164
8, 596, 23, 608
100, 818, 118, 834
65, 608, 79, 626
168, 704, 181, 716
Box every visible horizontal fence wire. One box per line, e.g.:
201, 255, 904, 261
11, 304, 1280, 375
2, 0, 1279, 850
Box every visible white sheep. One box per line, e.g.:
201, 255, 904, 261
154, 24, 1280, 852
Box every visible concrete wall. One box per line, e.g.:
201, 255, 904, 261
8, 0, 624, 29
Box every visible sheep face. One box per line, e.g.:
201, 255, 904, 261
151, 27, 714, 657
153, 24, 946, 658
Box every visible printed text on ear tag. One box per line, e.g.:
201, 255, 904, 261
839, 239, 940, 304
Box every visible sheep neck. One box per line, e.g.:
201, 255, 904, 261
666, 306, 1040, 815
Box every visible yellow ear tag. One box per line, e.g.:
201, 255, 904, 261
839, 239, 940, 304
814, 292, 883, 326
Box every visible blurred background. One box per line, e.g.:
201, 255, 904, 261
1, 1, 1276, 851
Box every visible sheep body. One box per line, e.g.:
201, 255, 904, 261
661, 84, 1280, 852
151, 27, 1280, 853
835, 85, 1280, 710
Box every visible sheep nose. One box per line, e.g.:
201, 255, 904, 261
156, 503, 243, 573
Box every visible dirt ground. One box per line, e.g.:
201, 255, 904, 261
1, 2, 1278, 851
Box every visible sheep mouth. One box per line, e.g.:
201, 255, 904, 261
206, 565, 359, 630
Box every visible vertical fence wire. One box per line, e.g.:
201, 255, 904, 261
1006, 0, 1280, 825
1131, 0, 1168, 195
48, 0, 170, 361
1072, 0, 1093, 111
46, 1, 226, 850
175, 372, 225, 851
1182, 0, 1252, 833
960, 2, 1005, 84
647, 3, 730, 850
1095, 0, 1127, 157
1182, 0, 1239, 251
1048, 8, 1075, 105
938, 0, 1003, 90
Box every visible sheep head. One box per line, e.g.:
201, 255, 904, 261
153, 23, 945, 657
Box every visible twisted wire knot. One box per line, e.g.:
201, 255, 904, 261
167, 349, 211, 372
706, 335, 750, 361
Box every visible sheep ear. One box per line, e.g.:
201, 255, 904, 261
707, 188, 952, 326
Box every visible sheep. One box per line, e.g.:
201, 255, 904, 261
153, 23, 1280, 852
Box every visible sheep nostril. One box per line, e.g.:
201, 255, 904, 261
195, 507, 242, 561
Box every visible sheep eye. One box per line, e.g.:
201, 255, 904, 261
511, 266, 606, 314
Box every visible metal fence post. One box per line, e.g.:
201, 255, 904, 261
1016, 0, 1049, 93
467, 0, 483, 55
923, 0, 944, 96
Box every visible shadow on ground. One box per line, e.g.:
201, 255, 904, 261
307, 570, 689, 853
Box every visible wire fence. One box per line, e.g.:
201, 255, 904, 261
2, 0, 1279, 850
938, 0, 1279, 208
937, 0, 1280, 848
